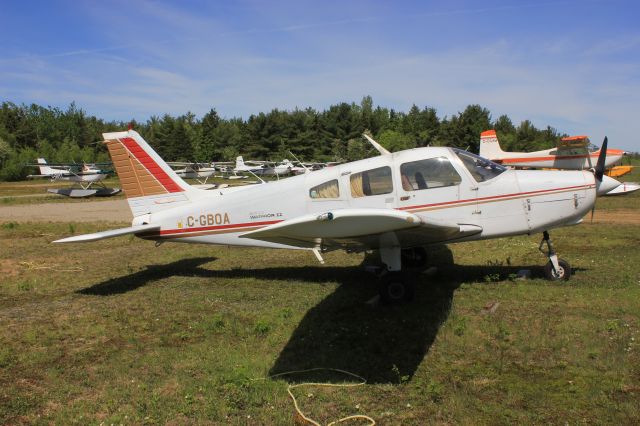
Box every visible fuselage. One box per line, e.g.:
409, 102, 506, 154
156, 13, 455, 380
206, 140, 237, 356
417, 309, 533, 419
50, 170, 107, 183
175, 168, 216, 179
139, 147, 597, 249
492, 147, 624, 169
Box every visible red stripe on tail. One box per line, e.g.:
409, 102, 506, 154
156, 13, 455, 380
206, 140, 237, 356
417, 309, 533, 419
120, 137, 183, 193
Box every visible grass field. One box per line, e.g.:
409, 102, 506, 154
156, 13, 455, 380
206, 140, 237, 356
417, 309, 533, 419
1, 212, 639, 424
0, 163, 638, 424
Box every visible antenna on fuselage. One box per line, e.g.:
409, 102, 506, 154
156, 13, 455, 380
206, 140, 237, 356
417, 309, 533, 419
362, 133, 391, 156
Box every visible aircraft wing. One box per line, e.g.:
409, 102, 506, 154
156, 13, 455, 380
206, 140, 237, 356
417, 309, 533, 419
557, 135, 590, 150
239, 208, 482, 250
53, 224, 160, 243
168, 161, 211, 169
167, 161, 192, 167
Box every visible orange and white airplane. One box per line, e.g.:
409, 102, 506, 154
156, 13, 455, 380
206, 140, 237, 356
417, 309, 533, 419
479, 130, 625, 170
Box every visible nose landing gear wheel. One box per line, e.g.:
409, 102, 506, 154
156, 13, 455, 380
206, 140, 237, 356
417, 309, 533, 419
379, 272, 414, 304
544, 258, 571, 281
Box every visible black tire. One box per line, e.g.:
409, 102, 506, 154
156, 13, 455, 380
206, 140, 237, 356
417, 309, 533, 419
401, 247, 428, 269
379, 272, 415, 304
544, 258, 571, 281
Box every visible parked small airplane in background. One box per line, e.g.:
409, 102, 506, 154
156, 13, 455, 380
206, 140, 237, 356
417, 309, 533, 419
27, 158, 121, 198
55, 130, 620, 303
479, 130, 637, 196
233, 156, 267, 175
167, 162, 216, 181
167, 162, 218, 189
263, 159, 307, 176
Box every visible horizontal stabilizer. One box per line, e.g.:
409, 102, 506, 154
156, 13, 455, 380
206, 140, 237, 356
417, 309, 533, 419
54, 224, 160, 243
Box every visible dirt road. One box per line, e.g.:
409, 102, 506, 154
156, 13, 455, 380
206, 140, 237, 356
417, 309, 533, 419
0, 199, 131, 223
590, 209, 640, 225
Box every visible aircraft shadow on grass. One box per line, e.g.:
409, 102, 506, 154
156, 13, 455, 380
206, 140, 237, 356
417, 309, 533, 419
77, 251, 577, 384
77, 257, 219, 295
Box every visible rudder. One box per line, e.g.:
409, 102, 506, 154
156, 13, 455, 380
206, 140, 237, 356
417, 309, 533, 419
37, 158, 58, 176
479, 130, 506, 160
103, 130, 202, 217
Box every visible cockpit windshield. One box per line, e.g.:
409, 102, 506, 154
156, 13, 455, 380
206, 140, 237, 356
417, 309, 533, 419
453, 149, 507, 182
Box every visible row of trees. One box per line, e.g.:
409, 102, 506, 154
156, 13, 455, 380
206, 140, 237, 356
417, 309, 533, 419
0, 97, 567, 181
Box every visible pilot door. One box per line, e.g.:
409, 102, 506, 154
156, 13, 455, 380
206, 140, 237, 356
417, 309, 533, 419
453, 149, 527, 236
396, 156, 478, 225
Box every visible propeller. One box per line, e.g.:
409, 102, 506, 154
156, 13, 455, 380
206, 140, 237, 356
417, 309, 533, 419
594, 136, 607, 182
590, 136, 621, 221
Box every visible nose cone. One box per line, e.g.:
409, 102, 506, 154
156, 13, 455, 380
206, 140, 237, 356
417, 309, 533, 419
597, 175, 621, 196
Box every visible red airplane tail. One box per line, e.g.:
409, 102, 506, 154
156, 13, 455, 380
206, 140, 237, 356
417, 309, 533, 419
102, 130, 202, 217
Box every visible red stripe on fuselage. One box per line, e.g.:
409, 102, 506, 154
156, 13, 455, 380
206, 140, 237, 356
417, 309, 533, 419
120, 137, 183, 193
398, 184, 593, 211
157, 219, 283, 236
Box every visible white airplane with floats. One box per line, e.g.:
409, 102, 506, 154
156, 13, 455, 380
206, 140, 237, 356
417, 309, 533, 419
166, 161, 218, 189
234, 156, 267, 175
55, 130, 620, 303
265, 159, 307, 176
479, 130, 624, 169
27, 158, 120, 197
167, 162, 217, 181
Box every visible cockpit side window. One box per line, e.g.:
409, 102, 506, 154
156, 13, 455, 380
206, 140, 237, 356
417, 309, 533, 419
453, 149, 506, 182
400, 157, 461, 191
350, 166, 393, 198
309, 179, 339, 199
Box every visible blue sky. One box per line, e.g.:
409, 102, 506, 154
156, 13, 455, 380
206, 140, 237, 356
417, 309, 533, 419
1, 0, 639, 151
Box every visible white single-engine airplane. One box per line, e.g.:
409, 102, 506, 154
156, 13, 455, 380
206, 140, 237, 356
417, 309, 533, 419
167, 162, 217, 181
263, 159, 307, 177
55, 130, 620, 303
27, 158, 120, 197
167, 161, 218, 189
479, 130, 624, 169
234, 156, 267, 175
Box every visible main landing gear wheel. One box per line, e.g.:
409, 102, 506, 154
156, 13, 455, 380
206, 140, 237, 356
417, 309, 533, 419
544, 258, 571, 281
379, 272, 414, 305
401, 247, 428, 269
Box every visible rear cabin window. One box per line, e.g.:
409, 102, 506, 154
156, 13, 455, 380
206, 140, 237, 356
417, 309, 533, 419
400, 157, 462, 191
350, 166, 393, 198
309, 179, 340, 199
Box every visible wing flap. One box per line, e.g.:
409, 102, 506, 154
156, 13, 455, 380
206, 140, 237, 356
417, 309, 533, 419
53, 224, 160, 243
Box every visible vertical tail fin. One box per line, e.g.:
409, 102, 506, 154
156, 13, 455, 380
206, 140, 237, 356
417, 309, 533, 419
235, 156, 245, 169
37, 158, 58, 175
102, 130, 203, 217
479, 130, 506, 160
